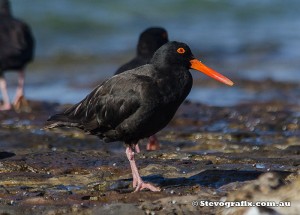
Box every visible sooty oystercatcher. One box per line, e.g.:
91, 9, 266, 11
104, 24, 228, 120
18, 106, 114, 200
115, 27, 169, 151
0, 0, 35, 110
46, 41, 234, 192
115, 27, 168, 75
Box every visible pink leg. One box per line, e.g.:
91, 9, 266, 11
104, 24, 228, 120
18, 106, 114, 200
135, 144, 140, 153
0, 76, 12, 110
127, 147, 138, 188
13, 70, 25, 105
125, 145, 160, 192
127, 144, 140, 187
130, 144, 141, 187
146, 135, 160, 151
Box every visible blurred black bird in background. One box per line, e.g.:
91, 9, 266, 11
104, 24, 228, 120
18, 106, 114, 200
115, 27, 169, 151
115, 27, 169, 75
46, 41, 234, 192
0, 0, 35, 111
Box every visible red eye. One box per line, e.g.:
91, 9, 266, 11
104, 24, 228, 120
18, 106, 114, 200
177, 48, 185, 54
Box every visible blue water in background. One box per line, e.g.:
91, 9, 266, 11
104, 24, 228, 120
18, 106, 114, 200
5, 0, 300, 106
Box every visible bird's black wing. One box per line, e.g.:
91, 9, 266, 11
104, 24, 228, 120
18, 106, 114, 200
48, 69, 160, 141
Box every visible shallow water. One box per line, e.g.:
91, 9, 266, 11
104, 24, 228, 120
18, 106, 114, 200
3, 0, 300, 106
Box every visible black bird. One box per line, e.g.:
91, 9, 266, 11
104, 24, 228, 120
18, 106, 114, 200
115, 27, 169, 151
46, 41, 233, 192
115, 27, 168, 75
0, 0, 35, 110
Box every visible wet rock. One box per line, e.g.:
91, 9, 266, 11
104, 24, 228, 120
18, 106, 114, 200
221, 173, 300, 215
92, 203, 144, 215
0, 98, 299, 214
0, 152, 15, 159
92, 179, 131, 192
140, 194, 220, 215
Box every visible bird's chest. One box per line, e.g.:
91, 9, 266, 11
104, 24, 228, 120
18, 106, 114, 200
155, 72, 192, 104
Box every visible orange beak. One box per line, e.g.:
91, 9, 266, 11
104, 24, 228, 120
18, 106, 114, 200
190, 59, 234, 86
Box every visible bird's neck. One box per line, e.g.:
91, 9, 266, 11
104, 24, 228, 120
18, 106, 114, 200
137, 50, 153, 59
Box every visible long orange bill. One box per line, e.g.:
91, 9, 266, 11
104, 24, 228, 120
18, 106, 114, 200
190, 59, 234, 86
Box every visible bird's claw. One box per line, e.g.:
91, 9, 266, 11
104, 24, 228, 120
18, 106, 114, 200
134, 181, 161, 192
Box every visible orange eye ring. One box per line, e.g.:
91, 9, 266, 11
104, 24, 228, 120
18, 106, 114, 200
177, 47, 185, 54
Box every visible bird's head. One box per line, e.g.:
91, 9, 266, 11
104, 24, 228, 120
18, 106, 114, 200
151, 41, 234, 86
137, 27, 169, 58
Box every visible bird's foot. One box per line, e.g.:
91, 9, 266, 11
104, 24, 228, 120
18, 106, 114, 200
146, 135, 160, 151
0, 103, 12, 111
134, 181, 161, 192
13, 96, 31, 112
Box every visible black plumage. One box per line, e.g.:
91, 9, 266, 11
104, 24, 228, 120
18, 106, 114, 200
47, 41, 233, 192
115, 27, 168, 75
0, 0, 35, 110
115, 27, 169, 150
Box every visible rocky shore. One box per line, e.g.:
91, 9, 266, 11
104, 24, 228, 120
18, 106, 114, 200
0, 94, 299, 214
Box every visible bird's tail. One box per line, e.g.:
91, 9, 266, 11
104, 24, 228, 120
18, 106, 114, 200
44, 114, 81, 130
